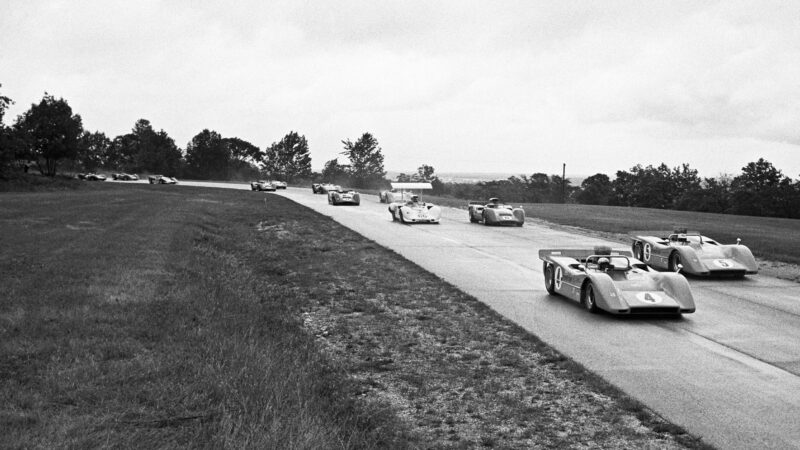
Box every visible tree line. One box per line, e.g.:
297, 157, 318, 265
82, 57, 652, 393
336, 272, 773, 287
0, 89, 388, 185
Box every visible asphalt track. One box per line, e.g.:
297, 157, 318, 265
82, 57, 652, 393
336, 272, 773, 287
134, 181, 800, 449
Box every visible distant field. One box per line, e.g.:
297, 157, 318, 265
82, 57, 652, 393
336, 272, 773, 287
0, 182, 705, 448
423, 195, 800, 265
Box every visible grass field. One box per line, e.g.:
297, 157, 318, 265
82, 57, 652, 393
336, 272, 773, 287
420, 195, 800, 265
0, 182, 709, 448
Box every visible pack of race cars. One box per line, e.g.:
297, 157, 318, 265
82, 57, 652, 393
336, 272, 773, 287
302, 181, 759, 317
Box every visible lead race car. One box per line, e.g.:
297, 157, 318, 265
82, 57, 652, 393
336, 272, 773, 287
468, 198, 525, 226
630, 229, 758, 277
328, 186, 360, 205
539, 247, 695, 315
148, 175, 178, 184
387, 182, 442, 224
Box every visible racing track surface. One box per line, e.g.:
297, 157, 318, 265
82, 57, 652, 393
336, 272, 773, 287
134, 181, 800, 449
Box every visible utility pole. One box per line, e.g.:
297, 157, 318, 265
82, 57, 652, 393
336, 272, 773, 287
561, 163, 566, 203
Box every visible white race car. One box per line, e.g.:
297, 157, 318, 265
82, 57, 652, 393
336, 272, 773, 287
387, 182, 441, 224
270, 180, 288, 189
250, 180, 276, 191
328, 187, 361, 205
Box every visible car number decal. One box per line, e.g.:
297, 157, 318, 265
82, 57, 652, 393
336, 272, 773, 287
554, 266, 563, 290
636, 292, 662, 304
713, 259, 734, 268
643, 243, 652, 262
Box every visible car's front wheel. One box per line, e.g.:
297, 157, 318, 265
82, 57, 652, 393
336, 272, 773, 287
544, 263, 556, 295
633, 242, 643, 261
582, 282, 599, 313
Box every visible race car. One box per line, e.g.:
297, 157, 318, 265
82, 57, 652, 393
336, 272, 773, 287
111, 173, 139, 181
270, 180, 288, 189
630, 229, 758, 277
387, 182, 442, 224
77, 173, 107, 181
251, 180, 277, 191
148, 175, 178, 184
539, 247, 696, 315
379, 188, 413, 203
468, 198, 525, 226
312, 183, 338, 194
328, 187, 361, 205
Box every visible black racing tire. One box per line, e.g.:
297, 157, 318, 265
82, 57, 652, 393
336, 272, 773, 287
469, 214, 479, 223
633, 242, 643, 261
583, 282, 599, 313
668, 252, 682, 273
399, 210, 406, 224
544, 263, 556, 295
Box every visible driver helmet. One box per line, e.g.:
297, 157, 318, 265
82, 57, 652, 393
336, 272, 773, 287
411, 195, 420, 202
598, 257, 610, 271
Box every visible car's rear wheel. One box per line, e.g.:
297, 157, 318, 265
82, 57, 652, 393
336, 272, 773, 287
469, 213, 479, 223
544, 263, 556, 295
583, 282, 599, 313
669, 252, 682, 272
399, 210, 406, 223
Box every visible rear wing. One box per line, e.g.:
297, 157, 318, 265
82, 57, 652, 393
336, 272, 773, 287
390, 182, 432, 190
539, 248, 632, 262
468, 201, 485, 206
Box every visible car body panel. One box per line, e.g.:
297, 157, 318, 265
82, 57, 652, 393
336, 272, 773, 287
468, 199, 524, 226
270, 180, 287, 189
312, 183, 339, 194
379, 189, 414, 203
250, 180, 276, 191
539, 248, 695, 315
630, 231, 758, 276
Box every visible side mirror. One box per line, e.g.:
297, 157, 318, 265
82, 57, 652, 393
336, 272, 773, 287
736, 238, 741, 245
677, 264, 684, 270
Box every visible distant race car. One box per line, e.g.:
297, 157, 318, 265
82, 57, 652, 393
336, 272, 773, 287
148, 175, 178, 184
312, 183, 338, 194
270, 180, 288, 189
539, 247, 696, 315
379, 188, 413, 203
78, 173, 107, 181
328, 187, 361, 205
112, 173, 139, 181
630, 229, 758, 277
251, 180, 277, 191
468, 198, 525, 226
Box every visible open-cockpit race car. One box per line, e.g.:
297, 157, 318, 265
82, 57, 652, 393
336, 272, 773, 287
250, 180, 276, 191
630, 229, 758, 277
312, 183, 338, 194
111, 173, 138, 181
379, 188, 413, 203
387, 182, 442, 224
468, 198, 525, 226
539, 247, 695, 315
148, 175, 178, 184
327, 186, 361, 205
270, 180, 288, 189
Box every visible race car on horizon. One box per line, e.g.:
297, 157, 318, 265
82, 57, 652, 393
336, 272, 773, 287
77, 173, 107, 181
312, 183, 339, 194
328, 187, 361, 205
379, 188, 413, 203
251, 180, 277, 191
111, 173, 139, 181
468, 198, 525, 226
630, 229, 758, 277
270, 180, 287, 189
539, 247, 696, 315
148, 175, 178, 184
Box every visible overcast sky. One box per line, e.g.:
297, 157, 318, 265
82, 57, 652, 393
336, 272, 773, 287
1, 0, 798, 178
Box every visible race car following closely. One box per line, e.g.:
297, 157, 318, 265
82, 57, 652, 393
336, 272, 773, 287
78, 173, 107, 181
251, 180, 276, 191
379, 188, 413, 203
328, 187, 361, 205
387, 183, 441, 224
270, 180, 287, 189
468, 198, 524, 226
148, 175, 178, 184
312, 183, 338, 194
112, 173, 139, 181
630, 229, 758, 277
539, 247, 696, 315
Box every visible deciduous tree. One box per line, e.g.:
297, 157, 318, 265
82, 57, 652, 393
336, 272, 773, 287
341, 132, 386, 188
262, 131, 312, 182
13, 93, 84, 176
185, 129, 228, 179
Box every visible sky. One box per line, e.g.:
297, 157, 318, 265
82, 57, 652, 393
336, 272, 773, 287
1, 0, 799, 179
